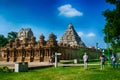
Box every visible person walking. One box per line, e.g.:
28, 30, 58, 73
83, 52, 88, 69
49, 56, 53, 63
100, 54, 105, 70
111, 54, 118, 70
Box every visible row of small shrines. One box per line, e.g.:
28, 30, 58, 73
0, 46, 79, 62
0, 33, 81, 62
0, 45, 99, 62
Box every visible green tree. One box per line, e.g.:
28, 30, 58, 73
103, 0, 120, 50
7, 31, 18, 41
0, 35, 8, 47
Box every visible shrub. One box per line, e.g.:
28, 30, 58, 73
0, 66, 12, 72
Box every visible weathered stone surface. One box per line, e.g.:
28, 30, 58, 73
17, 28, 33, 41
60, 24, 86, 47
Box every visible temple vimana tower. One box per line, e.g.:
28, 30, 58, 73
0, 24, 96, 62
60, 24, 85, 47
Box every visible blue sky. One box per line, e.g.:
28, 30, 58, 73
0, 0, 115, 48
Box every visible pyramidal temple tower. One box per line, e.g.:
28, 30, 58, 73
60, 23, 86, 47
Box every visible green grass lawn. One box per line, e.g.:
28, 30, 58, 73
0, 65, 120, 80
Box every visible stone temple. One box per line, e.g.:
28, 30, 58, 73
60, 24, 85, 47
0, 24, 98, 62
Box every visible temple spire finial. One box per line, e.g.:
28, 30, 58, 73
68, 23, 73, 29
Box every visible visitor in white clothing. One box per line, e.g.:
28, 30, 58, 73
83, 52, 88, 69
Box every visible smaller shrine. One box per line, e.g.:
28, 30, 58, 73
17, 28, 34, 41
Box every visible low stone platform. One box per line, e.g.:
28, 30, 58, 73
0, 62, 53, 70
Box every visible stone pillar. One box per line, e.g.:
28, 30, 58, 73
16, 50, 20, 62
9, 50, 13, 62
21, 47, 26, 62
34, 49, 40, 62
30, 50, 32, 62
44, 49, 47, 62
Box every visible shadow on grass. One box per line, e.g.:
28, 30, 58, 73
29, 65, 53, 70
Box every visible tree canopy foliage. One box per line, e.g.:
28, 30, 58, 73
0, 31, 18, 47
103, 0, 120, 50
0, 35, 8, 47
7, 31, 18, 41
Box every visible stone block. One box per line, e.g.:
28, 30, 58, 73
15, 62, 28, 72
74, 59, 78, 64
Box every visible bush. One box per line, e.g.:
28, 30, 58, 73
0, 66, 12, 72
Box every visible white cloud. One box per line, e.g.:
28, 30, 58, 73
86, 32, 95, 37
77, 32, 95, 38
78, 31, 84, 37
58, 4, 83, 17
